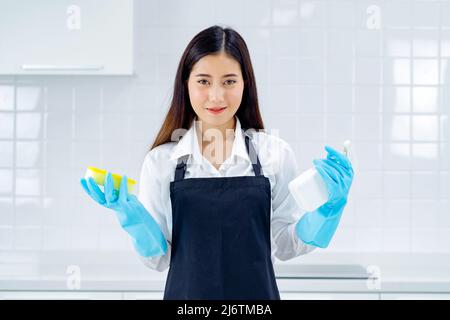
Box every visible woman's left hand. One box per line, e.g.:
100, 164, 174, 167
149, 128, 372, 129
295, 145, 355, 248
313, 145, 354, 208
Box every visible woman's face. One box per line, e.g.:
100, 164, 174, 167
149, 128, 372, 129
187, 52, 244, 128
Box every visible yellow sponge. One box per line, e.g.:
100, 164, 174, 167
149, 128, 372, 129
85, 166, 137, 194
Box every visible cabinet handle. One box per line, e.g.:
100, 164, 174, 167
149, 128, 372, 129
22, 64, 104, 71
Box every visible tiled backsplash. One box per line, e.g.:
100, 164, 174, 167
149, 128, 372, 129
0, 0, 449, 267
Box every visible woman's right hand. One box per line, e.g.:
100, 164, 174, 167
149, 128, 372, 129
80, 172, 168, 257
80, 172, 124, 212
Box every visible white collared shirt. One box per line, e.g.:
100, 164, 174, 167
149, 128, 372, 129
138, 116, 316, 271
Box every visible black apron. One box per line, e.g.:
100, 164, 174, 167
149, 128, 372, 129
163, 134, 280, 300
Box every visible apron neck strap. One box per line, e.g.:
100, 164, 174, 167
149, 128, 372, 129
244, 134, 263, 177
174, 154, 190, 182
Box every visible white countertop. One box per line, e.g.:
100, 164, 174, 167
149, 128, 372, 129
1, 276, 449, 294
1, 251, 449, 294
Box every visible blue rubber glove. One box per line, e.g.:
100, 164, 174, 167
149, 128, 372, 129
80, 172, 167, 257
295, 145, 354, 248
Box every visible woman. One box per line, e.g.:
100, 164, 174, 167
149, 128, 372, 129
80, 25, 354, 300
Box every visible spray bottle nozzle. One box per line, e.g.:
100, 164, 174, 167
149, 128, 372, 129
343, 140, 352, 157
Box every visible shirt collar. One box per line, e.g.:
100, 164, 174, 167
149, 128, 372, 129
169, 115, 249, 164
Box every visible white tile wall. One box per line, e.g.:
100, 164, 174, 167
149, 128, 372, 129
0, 0, 449, 280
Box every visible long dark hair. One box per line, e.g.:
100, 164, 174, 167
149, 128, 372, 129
150, 25, 265, 150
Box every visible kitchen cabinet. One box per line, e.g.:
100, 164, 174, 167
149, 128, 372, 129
0, 291, 380, 300
0, 0, 134, 75
380, 293, 450, 300
280, 292, 380, 300
125, 291, 381, 300
0, 291, 122, 299
123, 291, 164, 300
2, 291, 450, 300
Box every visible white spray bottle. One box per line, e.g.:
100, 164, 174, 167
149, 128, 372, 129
288, 140, 355, 212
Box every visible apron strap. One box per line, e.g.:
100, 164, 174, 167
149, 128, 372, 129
174, 154, 190, 182
174, 133, 264, 181
244, 134, 263, 177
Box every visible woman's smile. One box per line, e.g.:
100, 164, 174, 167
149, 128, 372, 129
206, 107, 227, 115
